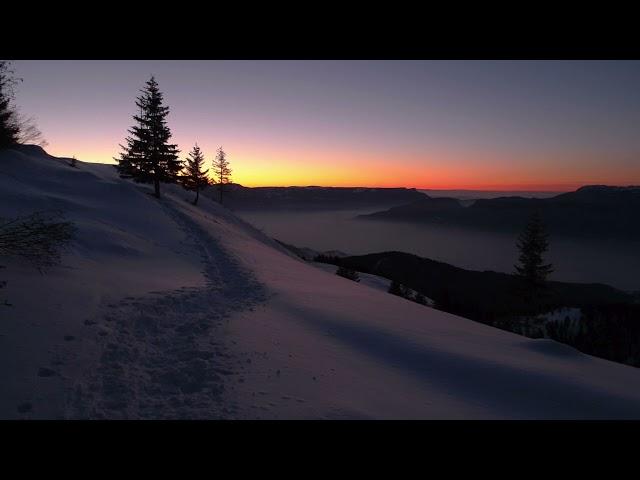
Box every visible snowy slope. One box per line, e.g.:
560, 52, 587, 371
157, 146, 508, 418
2, 147, 640, 419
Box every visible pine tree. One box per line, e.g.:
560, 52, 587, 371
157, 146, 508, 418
115, 76, 181, 198
515, 211, 553, 289
181, 143, 210, 205
0, 61, 20, 149
211, 147, 232, 204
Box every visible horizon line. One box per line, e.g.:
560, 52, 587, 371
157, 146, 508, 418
40, 151, 635, 194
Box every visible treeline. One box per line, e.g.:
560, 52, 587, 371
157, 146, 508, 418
1, 70, 237, 305
115, 76, 232, 204
2, 65, 235, 206
546, 304, 640, 367
503, 304, 640, 367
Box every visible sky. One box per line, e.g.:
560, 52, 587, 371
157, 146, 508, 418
10, 60, 640, 190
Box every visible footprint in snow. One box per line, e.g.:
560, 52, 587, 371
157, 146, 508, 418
66, 199, 267, 420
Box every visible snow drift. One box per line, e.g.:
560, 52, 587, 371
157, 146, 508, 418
2, 146, 640, 419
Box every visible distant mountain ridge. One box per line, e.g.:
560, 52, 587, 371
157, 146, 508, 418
419, 189, 565, 200
315, 250, 640, 367
202, 184, 427, 210
359, 185, 640, 239
319, 250, 633, 314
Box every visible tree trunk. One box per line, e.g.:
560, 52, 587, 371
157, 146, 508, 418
154, 178, 160, 198
194, 188, 199, 206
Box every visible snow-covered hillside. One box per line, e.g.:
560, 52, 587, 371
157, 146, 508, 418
2, 147, 640, 419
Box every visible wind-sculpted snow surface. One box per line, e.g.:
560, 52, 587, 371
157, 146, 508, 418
67, 199, 266, 419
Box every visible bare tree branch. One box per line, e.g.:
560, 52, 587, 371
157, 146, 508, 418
12, 111, 48, 147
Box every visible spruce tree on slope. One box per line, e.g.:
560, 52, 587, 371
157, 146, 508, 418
515, 211, 553, 311
0, 61, 20, 149
211, 147, 232, 204
116, 76, 181, 198
181, 143, 210, 205
515, 211, 553, 285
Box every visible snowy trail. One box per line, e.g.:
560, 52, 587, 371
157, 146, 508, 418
66, 196, 266, 419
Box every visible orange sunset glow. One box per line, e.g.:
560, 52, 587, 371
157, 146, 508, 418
12, 60, 640, 192
42, 140, 639, 191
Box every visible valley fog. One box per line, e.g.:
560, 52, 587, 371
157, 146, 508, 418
236, 207, 640, 292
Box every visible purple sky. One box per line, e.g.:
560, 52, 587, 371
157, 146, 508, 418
10, 60, 640, 189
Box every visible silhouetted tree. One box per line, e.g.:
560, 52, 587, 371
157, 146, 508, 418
515, 212, 553, 286
0, 61, 20, 149
14, 112, 47, 147
211, 147, 232, 204
181, 144, 209, 205
115, 76, 181, 198
69, 156, 77, 168
515, 212, 553, 312
336, 265, 360, 282
0, 62, 47, 149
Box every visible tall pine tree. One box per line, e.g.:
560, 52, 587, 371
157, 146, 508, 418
211, 146, 232, 204
515, 211, 553, 309
0, 61, 20, 149
181, 143, 210, 205
116, 76, 181, 198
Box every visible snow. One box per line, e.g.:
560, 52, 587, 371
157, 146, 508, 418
2, 147, 640, 419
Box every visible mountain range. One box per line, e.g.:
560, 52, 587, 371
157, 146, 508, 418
358, 185, 640, 239
202, 184, 426, 210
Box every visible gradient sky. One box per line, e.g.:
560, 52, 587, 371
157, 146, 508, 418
11, 60, 640, 190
